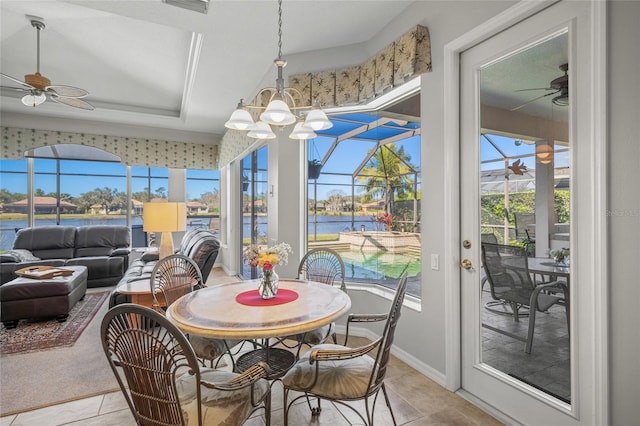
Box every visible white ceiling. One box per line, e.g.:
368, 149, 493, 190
0, 0, 413, 138
0, 1, 569, 142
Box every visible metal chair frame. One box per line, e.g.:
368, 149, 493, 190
283, 274, 408, 426
481, 243, 569, 353
150, 254, 241, 369
100, 303, 271, 426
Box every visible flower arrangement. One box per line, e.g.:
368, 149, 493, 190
549, 248, 570, 265
372, 211, 394, 231
243, 242, 292, 270
243, 242, 292, 299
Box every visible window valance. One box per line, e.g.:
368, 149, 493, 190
218, 25, 430, 167
1, 127, 218, 170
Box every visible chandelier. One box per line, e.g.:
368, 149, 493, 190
224, 0, 332, 140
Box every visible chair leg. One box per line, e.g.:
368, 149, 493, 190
381, 383, 398, 426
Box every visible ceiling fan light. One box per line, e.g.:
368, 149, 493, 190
247, 121, 276, 139
260, 99, 296, 125
303, 108, 333, 130
289, 122, 317, 140
225, 108, 255, 130
21, 92, 46, 107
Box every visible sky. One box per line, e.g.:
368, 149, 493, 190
1, 132, 566, 202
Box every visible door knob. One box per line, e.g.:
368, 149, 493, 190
460, 259, 473, 270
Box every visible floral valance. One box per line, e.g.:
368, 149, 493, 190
1, 127, 218, 170
218, 25, 431, 167
288, 25, 431, 108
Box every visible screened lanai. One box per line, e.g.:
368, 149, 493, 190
305, 108, 423, 295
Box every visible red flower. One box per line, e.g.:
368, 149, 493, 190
262, 261, 273, 271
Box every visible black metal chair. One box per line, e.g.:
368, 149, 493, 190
481, 243, 569, 353
100, 303, 271, 426
282, 273, 408, 426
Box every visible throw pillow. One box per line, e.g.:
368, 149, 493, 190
7, 249, 41, 262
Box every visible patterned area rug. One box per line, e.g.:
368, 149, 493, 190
0, 291, 109, 355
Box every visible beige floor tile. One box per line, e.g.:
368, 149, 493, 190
0, 415, 17, 426
10, 395, 102, 426
65, 408, 135, 426
98, 391, 130, 415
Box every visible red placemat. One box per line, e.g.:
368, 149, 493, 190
236, 289, 299, 306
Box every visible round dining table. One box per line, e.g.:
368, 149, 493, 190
166, 279, 351, 379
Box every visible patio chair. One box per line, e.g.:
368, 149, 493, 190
514, 212, 536, 255
481, 243, 569, 353
279, 248, 346, 357
101, 303, 271, 426
151, 254, 242, 369
282, 273, 408, 426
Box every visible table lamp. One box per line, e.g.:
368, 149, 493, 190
143, 202, 186, 259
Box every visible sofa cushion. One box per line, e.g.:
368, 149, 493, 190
74, 226, 130, 257
66, 256, 126, 280
14, 226, 76, 259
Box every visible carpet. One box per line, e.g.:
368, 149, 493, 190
0, 291, 109, 355
0, 289, 120, 416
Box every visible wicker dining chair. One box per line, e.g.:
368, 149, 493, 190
282, 273, 408, 426
279, 248, 346, 356
150, 254, 242, 369
100, 303, 271, 426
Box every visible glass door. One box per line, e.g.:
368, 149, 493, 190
240, 146, 269, 279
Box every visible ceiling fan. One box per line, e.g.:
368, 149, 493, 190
510, 63, 568, 112
0, 17, 94, 110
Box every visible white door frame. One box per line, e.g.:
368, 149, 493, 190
442, 0, 608, 423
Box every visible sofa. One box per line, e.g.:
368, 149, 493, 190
109, 228, 221, 307
0, 225, 130, 288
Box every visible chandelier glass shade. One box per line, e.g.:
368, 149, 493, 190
224, 0, 332, 140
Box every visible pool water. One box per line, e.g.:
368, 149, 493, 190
335, 248, 421, 282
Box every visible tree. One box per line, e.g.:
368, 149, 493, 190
326, 190, 347, 212
79, 187, 124, 215
356, 143, 415, 213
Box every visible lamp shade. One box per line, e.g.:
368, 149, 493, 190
536, 144, 554, 164
260, 99, 296, 125
225, 108, 255, 130
289, 122, 317, 140
143, 202, 187, 233
303, 108, 333, 130
247, 121, 277, 139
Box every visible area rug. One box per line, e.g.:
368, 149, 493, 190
0, 289, 120, 416
0, 291, 109, 355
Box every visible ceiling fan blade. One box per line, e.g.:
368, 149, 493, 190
510, 91, 558, 111
50, 94, 94, 110
0, 85, 31, 93
514, 87, 555, 92
1, 73, 35, 90
46, 85, 89, 98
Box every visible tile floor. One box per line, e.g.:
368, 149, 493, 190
0, 334, 503, 426
0, 268, 573, 425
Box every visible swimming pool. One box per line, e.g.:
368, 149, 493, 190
335, 248, 421, 281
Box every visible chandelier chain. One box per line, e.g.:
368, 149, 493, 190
277, 0, 283, 60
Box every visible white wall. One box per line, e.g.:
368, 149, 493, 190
607, 1, 640, 424
173, 0, 640, 421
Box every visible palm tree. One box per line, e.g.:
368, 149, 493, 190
357, 143, 415, 213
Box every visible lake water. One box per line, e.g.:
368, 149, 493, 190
0, 215, 383, 251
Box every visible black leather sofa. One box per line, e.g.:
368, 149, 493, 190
108, 228, 221, 307
0, 225, 130, 288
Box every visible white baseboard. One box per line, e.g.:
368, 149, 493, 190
334, 324, 447, 388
